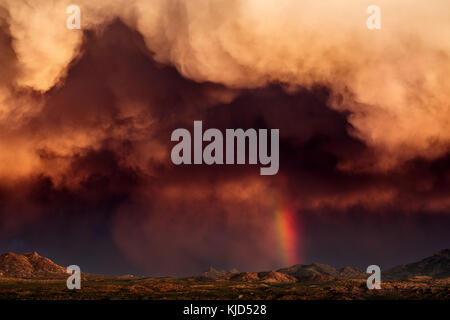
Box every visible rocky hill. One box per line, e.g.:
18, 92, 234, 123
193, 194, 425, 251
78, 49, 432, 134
384, 249, 450, 280
277, 263, 366, 280
0, 252, 66, 279
228, 271, 297, 283
195, 266, 239, 280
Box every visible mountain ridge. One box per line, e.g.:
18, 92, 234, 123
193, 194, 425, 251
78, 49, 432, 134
276, 263, 366, 281
195, 249, 449, 282
1, 249, 449, 282
0, 251, 66, 278
384, 249, 450, 280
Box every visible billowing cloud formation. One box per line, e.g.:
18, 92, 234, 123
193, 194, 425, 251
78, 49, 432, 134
0, 1, 449, 275
3, 0, 450, 168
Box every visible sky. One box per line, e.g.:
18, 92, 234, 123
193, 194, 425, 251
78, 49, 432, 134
0, 0, 449, 276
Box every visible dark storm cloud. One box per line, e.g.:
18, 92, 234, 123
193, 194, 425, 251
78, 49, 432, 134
0, 18, 448, 275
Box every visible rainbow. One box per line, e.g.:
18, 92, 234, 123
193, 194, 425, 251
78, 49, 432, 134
274, 203, 301, 266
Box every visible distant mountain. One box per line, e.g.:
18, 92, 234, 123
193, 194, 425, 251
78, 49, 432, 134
195, 266, 238, 280
0, 252, 66, 279
384, 249, 450, 280
2, 249, 448, 282
193, 263, 364, 283
277, 263, 337, 278
194, 267, 297, 283
338, 266, 367, 279
276, 249, 450, 282
229, 271, 297, 283
277, 263, 366, 281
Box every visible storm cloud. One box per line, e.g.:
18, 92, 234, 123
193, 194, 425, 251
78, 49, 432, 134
0, 1, 449, 275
